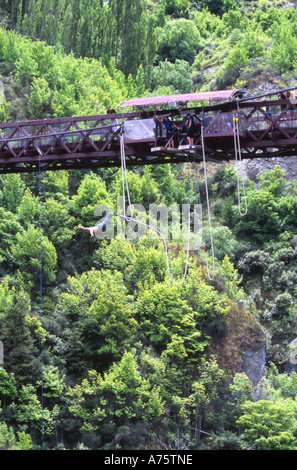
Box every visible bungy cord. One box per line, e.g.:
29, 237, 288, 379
200, 115, 216, 281
37, 143, 44, 450
118, 128, 191, 285
233, 107, 248, 216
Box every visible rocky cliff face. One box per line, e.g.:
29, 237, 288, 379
241, 156, 297, 183
213, 151, 297, 385
210, 300, 266, 385
239, 339, 267, 386
229, 153, 297, 385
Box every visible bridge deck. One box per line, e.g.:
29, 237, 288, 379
0, 98, 297, 173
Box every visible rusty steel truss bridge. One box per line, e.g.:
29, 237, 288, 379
0, 89, 297, 174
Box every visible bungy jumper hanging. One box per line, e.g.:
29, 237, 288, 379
77, 212, 115, 237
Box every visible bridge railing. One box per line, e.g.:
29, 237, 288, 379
203, 111, 246, 137
242, 98, 297, 132
0, 114, 130, 157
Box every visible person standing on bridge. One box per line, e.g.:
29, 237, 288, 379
106, 105, 118, 147
138, 108, 149, 119
155, 105, 163, 137
107, 105, 116, 114
186, 113, 195, 145
107, 105, 117, 127
285, 91, 294, 120
162, 116, 178, 148
278, 92, 286, 114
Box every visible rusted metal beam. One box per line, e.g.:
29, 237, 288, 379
0, 99, 297, 173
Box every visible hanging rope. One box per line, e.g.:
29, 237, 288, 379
37, 145, 45, 450
233, 107, 248, 216
120, 127, 134, 219
200, 114, 215, 281
193, 153, 208, 253
118, 129, 191, 285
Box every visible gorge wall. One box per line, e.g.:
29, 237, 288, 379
241, 156, 297, 183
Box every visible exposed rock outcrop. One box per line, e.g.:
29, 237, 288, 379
211, 301, 266, 385
241, 156, 297, 183
239, 340, 266, 386
283, 338, 297, 373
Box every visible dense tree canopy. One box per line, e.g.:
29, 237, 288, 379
1, 0, 297, 452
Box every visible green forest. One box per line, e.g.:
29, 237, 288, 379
1, 0, 297, 451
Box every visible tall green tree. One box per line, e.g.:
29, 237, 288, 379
10, 226, 57, 290
1, 174, 25, 213
237, 399, 297, 450
233, 189, 282, 243
26, 76, 51, 119
59, 269, 137, 374
71, 172, 112, 226
136, 281, 208, 365
68, 351, 163, 449
0, 207, 23, 273
157, 18, 201, 64
1, 289, 39, 385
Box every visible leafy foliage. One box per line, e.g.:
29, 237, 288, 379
1, 0, 297, 452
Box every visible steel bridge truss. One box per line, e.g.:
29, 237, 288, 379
0, 97, 297, 173
201, 97, 297, 160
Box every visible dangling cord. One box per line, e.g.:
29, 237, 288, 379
193, 153, 208, 255
120, 126, 134, 220
200, 113, 215, 280
37, 144, 44, 449
119, 131, 191, 285
233, 106, 248, 216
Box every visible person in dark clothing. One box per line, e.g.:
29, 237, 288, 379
278, 92, 286, 112
185, 113, 195, 145
107, 105, 116, 114
138, 108, 149, 119
155, 105, 163, 137
285, 91, 294, 120
106, 106, 118, 148
162, 116, 178, 147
